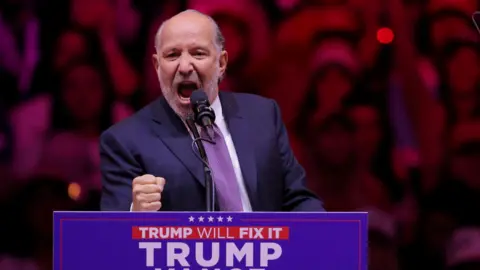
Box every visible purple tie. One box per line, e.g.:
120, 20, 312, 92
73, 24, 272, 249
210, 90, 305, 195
202, 125, 244, 211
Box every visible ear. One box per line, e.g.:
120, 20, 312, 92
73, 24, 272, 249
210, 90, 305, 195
152, 54, 159, 71
219, 50, 228, 78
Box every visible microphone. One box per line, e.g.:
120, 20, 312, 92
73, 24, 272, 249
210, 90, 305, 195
188, 89, 216, 212
190, 89, 215, 129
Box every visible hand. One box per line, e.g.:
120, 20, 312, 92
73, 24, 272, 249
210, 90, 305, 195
132, 174, 165, 211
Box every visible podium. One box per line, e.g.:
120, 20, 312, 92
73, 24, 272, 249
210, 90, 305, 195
53, 211, 367, 270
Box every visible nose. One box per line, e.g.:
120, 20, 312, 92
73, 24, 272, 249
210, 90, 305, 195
178, 54, 194, 77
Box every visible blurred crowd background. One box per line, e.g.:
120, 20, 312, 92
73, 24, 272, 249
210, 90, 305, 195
0, 0, 479, 269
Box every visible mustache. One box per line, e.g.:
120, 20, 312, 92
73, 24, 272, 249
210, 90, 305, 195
173, 71, 200, 84
173, 78, 201, 88
170, 67, 221, 89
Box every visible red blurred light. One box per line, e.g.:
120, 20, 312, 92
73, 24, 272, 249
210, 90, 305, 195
377, 27, 394, 44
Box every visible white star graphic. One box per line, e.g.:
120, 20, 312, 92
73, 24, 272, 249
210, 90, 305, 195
188, 216, 195, 222
208, 216, 214, 222
198, 216, 205, 222
217, 216, 224, 222
227, 216, 233, 222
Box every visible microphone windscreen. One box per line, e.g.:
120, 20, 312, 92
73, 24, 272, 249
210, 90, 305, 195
190, 89, 208, 105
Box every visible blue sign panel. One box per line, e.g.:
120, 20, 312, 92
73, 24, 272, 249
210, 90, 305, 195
54, 212, 367, 270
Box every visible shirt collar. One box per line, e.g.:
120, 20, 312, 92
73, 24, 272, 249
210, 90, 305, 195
210, 94, 223, 124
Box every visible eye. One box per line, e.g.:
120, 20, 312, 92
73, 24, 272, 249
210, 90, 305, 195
192, 50, 207, 58
164, 51, 180, 60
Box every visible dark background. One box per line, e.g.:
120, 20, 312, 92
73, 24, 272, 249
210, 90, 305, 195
0, 0, 479, 269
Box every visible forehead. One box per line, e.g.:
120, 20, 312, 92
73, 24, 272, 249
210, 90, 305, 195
158, 13, 216, 50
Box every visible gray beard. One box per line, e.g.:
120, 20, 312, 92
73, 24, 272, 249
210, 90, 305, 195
159, 69, 220, 119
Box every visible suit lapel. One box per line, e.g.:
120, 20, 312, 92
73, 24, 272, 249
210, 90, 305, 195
220, 92, 259, 209
149, 94, 259, 209
150, 98, 205, 187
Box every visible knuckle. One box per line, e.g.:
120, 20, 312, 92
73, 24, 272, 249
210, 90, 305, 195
135, 174, 154, 183
144, 174, 155, 181
144, 194, 153, 201
144, 186, 155, 193
132, 177, 140, 185
134, 185, 147, 195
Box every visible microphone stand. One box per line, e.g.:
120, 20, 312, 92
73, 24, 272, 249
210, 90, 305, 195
186, 118, 215, 212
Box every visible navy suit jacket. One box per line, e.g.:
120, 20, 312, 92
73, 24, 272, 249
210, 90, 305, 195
100, 92, 324, 211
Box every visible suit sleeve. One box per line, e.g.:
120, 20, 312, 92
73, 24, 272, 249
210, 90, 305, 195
99, 130, 143, 211
271, 99, 326, 212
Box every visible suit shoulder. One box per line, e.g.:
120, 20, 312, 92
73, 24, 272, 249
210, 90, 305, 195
101, 101, 154, 140
225, 92, 280, 124
230, 92, 275, 108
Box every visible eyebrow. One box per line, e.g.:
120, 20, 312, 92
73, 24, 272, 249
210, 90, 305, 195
161, 42, 213, 52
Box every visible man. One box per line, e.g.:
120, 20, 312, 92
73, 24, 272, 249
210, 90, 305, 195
99, 9, 324, 212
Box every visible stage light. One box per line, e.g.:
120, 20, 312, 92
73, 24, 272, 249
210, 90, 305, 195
377, 27, 394, 44
68, 182, 81, 200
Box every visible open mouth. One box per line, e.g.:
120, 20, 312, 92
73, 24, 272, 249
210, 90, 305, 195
177, 82, 198, 101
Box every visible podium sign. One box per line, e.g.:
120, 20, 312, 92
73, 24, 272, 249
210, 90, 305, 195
54, 212, 367, 270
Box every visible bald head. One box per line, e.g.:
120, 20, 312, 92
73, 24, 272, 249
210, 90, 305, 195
151, 8, 228, 119
155, 9, 225, 52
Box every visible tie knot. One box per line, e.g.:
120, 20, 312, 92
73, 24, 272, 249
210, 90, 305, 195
201, 124, 220, 141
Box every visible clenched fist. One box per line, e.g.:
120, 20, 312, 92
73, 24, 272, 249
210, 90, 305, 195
132, 174, 165, 211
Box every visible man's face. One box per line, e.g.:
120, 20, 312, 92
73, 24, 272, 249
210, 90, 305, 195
152, 12, 228, 118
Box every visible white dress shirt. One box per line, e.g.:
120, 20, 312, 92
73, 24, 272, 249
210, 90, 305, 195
130, 95, 252, 211
208, 96, 252, 212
